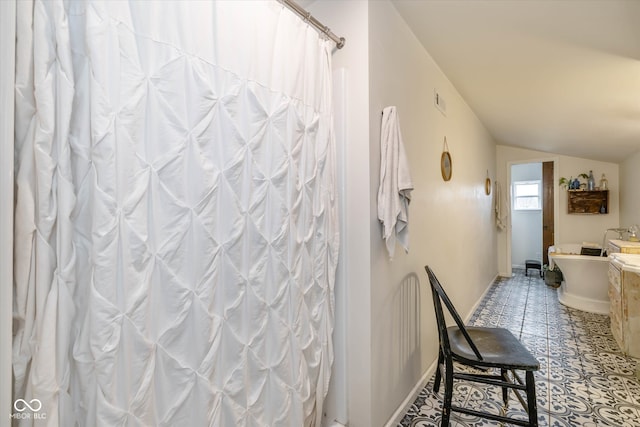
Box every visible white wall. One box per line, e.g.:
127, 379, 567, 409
511, 163, 542, 268
497, 145, 619, 275
307, 2, 372, 426
368, 1, 498, 425
620, 150, 640, 228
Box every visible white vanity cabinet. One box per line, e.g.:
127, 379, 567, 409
609, 253, 640, 360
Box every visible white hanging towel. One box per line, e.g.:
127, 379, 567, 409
495, 180, 509, 230
377, 106, 414, 259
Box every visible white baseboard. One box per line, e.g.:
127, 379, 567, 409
383, 360, 437, 427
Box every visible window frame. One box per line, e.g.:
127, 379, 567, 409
512, 180, 542, 211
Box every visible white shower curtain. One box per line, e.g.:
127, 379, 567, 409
13, 1, 339, 426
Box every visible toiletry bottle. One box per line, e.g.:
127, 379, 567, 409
599, 173, 608, 190
587, 170, 595, 191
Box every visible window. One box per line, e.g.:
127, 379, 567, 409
513, 180, 541, 210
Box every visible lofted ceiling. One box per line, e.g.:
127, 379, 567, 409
391, 0, 640, 163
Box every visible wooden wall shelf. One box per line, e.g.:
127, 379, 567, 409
567, 190, 608, 214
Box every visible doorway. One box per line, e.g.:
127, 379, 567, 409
510, 161, 555, 271
511, 163, 543, 269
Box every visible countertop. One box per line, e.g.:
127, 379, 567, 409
610, 253, 640, 274
609, 239, 640, 249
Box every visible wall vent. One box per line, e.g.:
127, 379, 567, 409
434, 89, 447, 116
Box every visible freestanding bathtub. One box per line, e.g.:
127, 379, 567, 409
548, 243, 610, 314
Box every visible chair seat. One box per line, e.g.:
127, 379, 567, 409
448, 326, 540, 370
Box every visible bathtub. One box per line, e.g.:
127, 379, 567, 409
548, 243, 610, 314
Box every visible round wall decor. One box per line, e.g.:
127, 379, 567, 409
441, 137, 452, 181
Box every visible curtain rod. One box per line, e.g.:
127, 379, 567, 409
281, 0, 346, 49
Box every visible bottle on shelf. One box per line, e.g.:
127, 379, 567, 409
599, 173, 608, 190
587, 170, 595, 191
571, 177, 580, 190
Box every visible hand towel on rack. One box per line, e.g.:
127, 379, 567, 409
377, 106, 413, 259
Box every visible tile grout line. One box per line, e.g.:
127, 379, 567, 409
544, 278, 552, 426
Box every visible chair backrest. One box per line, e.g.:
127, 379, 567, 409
425, 265, 483, 360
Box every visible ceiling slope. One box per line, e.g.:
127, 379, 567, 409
392, 0, 640, 163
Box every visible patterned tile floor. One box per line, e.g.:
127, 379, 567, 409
399, 269, 640, 426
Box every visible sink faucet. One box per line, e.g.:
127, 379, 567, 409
601, 227, 630, 256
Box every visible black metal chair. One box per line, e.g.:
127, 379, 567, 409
425, 266, 540, 426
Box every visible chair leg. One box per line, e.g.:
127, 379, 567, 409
441, 359, 454, 427
501, 368, 509, 407
433, 350, 444, 393
525, 370, 538, 427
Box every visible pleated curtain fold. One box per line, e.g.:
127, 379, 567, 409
13, 1, 339, 425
